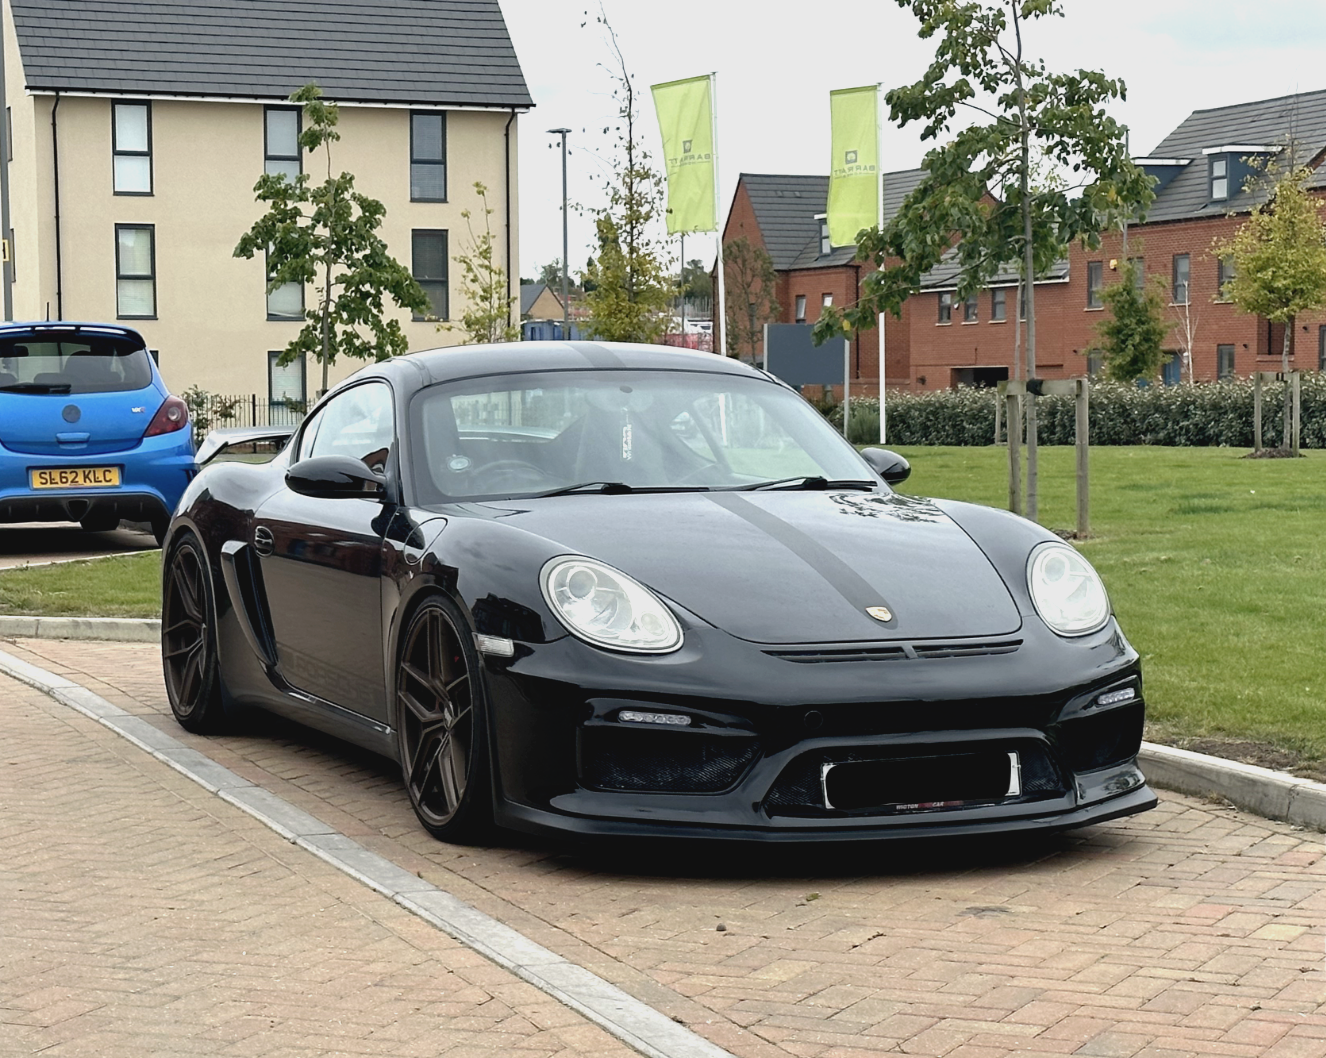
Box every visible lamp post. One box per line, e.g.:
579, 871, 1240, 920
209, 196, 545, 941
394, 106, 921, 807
548, 128, 571, 338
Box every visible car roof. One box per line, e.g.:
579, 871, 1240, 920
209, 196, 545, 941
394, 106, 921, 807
358, 341, 762, 389
0, 321, 148, 345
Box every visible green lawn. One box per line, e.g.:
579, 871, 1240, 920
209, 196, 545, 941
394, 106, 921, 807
0, 552, 161, 618
895, 445, 1326, 777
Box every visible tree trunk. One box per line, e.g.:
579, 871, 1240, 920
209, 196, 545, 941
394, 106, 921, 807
1282, 316, 1293, 449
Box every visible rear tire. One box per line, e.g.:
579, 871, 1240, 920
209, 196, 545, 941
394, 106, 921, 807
396, 596, 493, 844
79, 510, 120, 533
162, 533, 228, 733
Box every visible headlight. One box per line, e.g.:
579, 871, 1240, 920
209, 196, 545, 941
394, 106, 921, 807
1027, 543, 1110, 636
540, 557, 683, 654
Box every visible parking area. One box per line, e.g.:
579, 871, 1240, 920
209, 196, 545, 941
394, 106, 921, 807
0, 522, 157, 569
3, 635, 1325, 1058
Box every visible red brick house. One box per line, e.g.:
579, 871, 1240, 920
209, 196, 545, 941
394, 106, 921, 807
720, 88, 1326, 392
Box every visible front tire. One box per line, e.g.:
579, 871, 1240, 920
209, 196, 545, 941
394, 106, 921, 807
162, 533, 228, 733
396, 597, 493, 843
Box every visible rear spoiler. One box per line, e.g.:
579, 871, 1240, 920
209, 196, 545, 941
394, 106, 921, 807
197, 425, 296, 465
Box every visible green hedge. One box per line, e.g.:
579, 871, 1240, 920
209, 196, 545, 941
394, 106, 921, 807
825, 377, 1322, 447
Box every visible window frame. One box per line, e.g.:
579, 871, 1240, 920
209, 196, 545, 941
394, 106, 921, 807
937, 291, 953, 324
410, 111, 448, 203
268, 350, 307, 406
1086, 260, 1104, 309
114, 223, 157, 320
819, 218, 831, 257
1217, 255, 1236, 302
411, 228, 449, 321
1210, 155, 1229, 201
821, 292, 833, 308
264, 105, 302, 181
111, 101, 153, 196
1172, 253, 1190, 305
990, 287, 1007, 322
265, 250, 305, 322
1218, 343, 1236, 381
963, 293, 978, 322
794, 295, 806, 323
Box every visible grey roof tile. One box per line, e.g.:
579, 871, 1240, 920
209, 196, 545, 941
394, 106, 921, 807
10, 0, 532, 108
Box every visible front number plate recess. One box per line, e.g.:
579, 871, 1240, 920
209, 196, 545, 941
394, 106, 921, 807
821, 750, 1021, 811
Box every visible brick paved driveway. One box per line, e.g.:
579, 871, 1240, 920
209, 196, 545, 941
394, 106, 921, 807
4, 636, 1325, 1058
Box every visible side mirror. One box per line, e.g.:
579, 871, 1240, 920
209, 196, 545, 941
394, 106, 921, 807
286, 455, 386, 499
860, 447, 911, 485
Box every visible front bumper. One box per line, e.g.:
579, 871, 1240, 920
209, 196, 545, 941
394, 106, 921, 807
481, 620, 1155, 842
0, 435, 196, 525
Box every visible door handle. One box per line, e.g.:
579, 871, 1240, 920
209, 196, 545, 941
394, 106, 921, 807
253, 525, 274, 556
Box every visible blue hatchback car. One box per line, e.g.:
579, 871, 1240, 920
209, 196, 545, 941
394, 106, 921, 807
0, 322, 196, 544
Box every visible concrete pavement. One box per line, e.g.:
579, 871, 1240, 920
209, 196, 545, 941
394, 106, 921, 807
3, 635, 1325, 1058
0, 522, 157, 569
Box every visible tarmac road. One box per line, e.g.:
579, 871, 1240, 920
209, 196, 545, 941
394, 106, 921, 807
0, 521, 158, 569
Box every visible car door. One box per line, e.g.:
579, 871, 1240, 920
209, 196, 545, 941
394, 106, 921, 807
254, 381, 395, 721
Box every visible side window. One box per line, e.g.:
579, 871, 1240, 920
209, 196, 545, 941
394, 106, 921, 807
297, 406, 324, 462
308, 382, 395, 471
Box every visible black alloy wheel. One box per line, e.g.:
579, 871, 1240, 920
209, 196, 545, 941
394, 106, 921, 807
162, 534, 227, 732
396, 598, 492, 842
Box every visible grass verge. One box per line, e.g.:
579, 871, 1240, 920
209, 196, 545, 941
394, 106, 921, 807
0, 552, 161, 618
896, 445, 1326, 779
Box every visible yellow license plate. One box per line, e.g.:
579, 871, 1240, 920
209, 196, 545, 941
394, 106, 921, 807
30, 466, 122, 489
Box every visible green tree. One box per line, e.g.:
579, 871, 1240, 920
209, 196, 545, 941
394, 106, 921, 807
681, 258, 713, 301
235, 83, 428, 396
538, 260, 564, 288
1097, 260, 1171, 382
445, 181, 519, 344
1215, 160, 1326, 450
816, 0, 1152, 521
722, 237, 780, 360
581, 13, 673, 342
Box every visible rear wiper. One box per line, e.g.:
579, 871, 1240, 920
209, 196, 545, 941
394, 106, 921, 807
739, 476, 878, 492
535, 481, 712, 497
0, 381, 72, 394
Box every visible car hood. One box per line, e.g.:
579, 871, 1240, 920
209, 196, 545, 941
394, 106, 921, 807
468, 490, 1022, 645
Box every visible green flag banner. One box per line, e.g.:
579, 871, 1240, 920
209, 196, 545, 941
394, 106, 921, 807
828, 85, 880, 248
651, 74, 717, 234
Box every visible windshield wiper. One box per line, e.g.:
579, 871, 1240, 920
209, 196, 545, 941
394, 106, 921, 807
739, 476, 878, 492
0, 381, 72, 394
535, 481, 713, 497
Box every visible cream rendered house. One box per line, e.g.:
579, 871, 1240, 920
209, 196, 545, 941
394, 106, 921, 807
2, 0, 531, 406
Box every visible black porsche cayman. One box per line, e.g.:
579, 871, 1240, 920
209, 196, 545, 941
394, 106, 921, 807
162, 341, 1155, 843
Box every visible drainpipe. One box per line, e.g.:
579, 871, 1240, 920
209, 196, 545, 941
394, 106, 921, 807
503, 109, 516, 335
51, 91, 62, 319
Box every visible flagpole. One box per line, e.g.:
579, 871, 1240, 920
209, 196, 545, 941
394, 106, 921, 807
877, 83, 886, 445
710, 72, 727, 358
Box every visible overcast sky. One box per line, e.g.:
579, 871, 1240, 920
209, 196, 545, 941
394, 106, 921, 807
500, 0, 1326, 283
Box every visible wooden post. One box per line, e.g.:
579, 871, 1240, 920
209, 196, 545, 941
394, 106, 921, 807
1292, 370, 1301, 454
1075, 377, 1089, 538
994, 386, 1004, 445
1006, 392, 1022, 516
1251, 373, 1262, 453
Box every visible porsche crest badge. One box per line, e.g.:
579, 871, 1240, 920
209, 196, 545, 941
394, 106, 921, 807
866, 606, 893, 622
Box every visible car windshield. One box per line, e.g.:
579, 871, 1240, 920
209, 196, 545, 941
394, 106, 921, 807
0, 335, 153, 394
409, 368, 877, 502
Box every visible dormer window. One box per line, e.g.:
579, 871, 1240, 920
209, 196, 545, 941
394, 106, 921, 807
1211, 156, 1228, 200
818, 217, 831, 257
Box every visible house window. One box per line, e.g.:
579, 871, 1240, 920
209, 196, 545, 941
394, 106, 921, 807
1217, 255, 1235, 301
821, 293, 833, 308
265, 107, 301, 181
1087, 349, 1104, 377
1087, 261, 1103, 308
1319, 327, 1326, 372
963, 294, 978, 322
991, 288, 1006, 321
819, 218, 831, 257
1130, 256, 1145, 292
266, 254, 303, 320
412, 229, 448, 320
410, 112, 447, 201
1218, 343, 1236, 380
1172, 254, 1190, 304
938, 292, 952, 323
794, 295, 806, 323
112, 102, 152, 194
1211, 156, 1228, 200
268, 351, 306, 406
115, 225, 155, 318
1162, 352, 1182, 386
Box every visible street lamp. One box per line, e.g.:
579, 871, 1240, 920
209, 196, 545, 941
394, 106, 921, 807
547, 128, 571, 338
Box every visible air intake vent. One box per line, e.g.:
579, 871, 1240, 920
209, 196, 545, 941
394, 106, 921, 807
765, 640, 1021, 663
913, 640, 1021, 659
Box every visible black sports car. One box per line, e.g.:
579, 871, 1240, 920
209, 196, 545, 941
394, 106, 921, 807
162, 341, 1155, 843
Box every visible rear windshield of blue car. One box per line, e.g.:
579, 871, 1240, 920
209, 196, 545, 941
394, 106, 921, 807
0, 335, 153, 394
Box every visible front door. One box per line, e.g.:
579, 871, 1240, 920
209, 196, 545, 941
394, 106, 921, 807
256, 381, 396, 721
